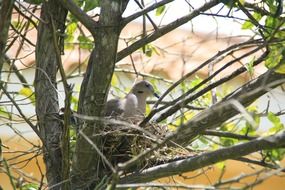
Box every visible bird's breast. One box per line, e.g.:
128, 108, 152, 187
122, 93, 138, 117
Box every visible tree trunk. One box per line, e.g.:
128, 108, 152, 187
34, 1, 67, 189
0, 0, 14, 76
71, 1, 129, 189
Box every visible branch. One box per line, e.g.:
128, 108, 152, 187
4, 55, 30, 88
50, 15, 72, 190
172, 70, 285, 145
133, 0, 158, 30
0, 83, 40, 138
58, 0, 98, 36
243, 2, 272, 16
119, 131, 285, 183
153, 38, 263, 108
202, 130, 258, 140
233, 157, 284, 171
116, 0, 220, 62
141, 48, 268, 126
122, 0, 174, 25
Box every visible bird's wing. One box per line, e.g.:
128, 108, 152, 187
105, 99, 124, 117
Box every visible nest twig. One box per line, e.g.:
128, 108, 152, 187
100, 117, 192, 173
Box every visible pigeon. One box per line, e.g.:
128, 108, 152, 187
104, 80, 159, 119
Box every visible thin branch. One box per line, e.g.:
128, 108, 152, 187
243, 2, 272, 16
202, 130, 257, 140
233, 157, 284, 171
141, 47, 267, 126
214, 168, 266, 187
3, 159, 17, 190
122, 0, 174, 25
15, 1, 47, 24
50, 15, 72, 190
0, 83, 40, 138
242, 167, 285, 189
116, 0, 220, 62
78, 130, 116, 173
134, 0, 158, 30
4, 55, 30, 88
172, 71, 285, 146
9, 24, 36, 47
14, 2, 38, 28
153, 39, 263, 108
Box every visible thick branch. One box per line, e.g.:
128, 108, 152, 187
119, 70, 285, 172
58, 0, 98, 36
173, 70, 285, 145
120, 131, 285, 183
116, 0, 220, 62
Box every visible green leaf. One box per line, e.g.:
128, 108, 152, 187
265, 46, 284, 69
71, 96, 79, 111
215, 161, 226, 170
220, 137, 237, 147
77, 35, 94, 50
65, 22, 78, 43
221, 122, 236, 132
267, 112, 280, 124
0, 106, 11, 119
19, 87, 35, 105
84, 0, 100, 12
242, 13, 262, 30
264, 148, 285, 162
143, 44, 160, 57
155, 5, 166, 16
267, 112, 284, 134
219, 0, 238, 7
24, 0, 42, 5
21, 183, 39, 190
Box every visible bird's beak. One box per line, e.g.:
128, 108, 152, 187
153, 92, 160, 98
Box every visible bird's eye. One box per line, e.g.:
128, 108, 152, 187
145, 83, 150, 88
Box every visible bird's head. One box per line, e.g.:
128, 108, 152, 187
131, 80, 159, 99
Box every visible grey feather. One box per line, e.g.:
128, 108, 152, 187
105, 80, 158, 119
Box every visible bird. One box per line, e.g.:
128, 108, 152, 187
103, 80, 159, 165
104, 80, 159, 120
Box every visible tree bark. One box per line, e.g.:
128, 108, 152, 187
34, 1, 67, 189
71, 1, 129, 189
0, 0, 14, 76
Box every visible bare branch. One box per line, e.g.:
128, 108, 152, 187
141, 47, 267, 126
0, 83, 40, 137
233, 157, 284, 171
122, 0, 174, 25
202, 130, 258, 140
116, 0, 220, 62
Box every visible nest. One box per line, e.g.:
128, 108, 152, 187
100, 117, 191, 173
